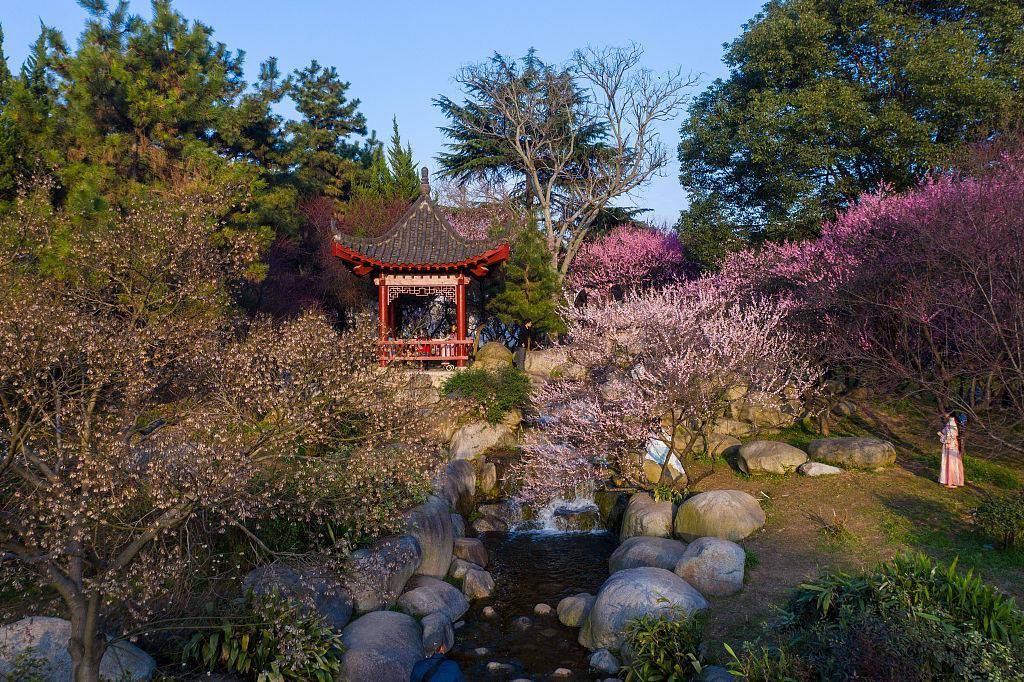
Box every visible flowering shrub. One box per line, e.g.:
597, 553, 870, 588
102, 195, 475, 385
566, 224, 692, 299
0, 181, 441, 681
709, 150, 1024, 453
515, 283, 820, 504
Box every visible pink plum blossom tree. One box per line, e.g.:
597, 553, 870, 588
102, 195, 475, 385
516, 283, 821, 505
566, 224, 693, 300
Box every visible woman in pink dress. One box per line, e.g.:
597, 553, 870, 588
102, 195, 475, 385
938, 414, 964, 488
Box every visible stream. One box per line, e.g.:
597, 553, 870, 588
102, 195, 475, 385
449, 501, 617, 681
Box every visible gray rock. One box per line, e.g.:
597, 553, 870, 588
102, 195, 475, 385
243, 562, 353, 629
711, 418, 755, 438
478, 462, 498, 494
798, 461, 843, 476
579, 567, 708, 650
0, 617, 155, 681
342, 535, 422, 613
453, 537, 488, 567
589, 648, 620, 675
701, 664, 735, 682
406, 495, 454, 578
447, 557, 480, 581
420, 612, 454, 656
552, 668, 573, 678
674, 490, 765, 542
477, 501, 521, 524
340, 611, 423, 682
594, 491, 629, 532
522, 347, 578, 379
512, 616, 532, 630
397, 575, 469, 622
435, 460, 475, 516
808, 437, 896, 468
450, 421, 515, 460
482, 606, 497, 619
462, 568, 495, 600
673, 537, 745, 597
736, 440, 807, 475
556, 593, 595, 627
674, 431, 743, 459
609, 536, 688, 573
473, 341, 513, 369
486, 661, 516, 674
620, 493, 675, 540
450, 513, 466, 539
471, 514, 508, 534
551, 502, 602, 532
534, 603, 552, 616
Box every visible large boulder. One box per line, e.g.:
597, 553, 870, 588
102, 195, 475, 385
594, 491, 629, 533
0, 617, 155, 681
434, 460, 475, 516
471, 514, 508, 534
397, 576, 469, 622
578, 567, 708, 650
808, 437, 896, 469
243, 562, 353, 629
340, 611, 423, 682
608, 536, 688, 574
450, 513, 466, 539
478, 462, 498, 494
453, 537, 489, 567
342, 535, 422, 613
711, 418, 755, 438
520, 347, 585, 380
673, 537, 745, 597
674, 491, 765, 542
447, 558, 479, 581
732, 392, 798, 429
619, 493, 674, 540
405, 495, 454, 578
449, 421, 515, 460
736, 440, 807, 475
472, 342, 514, 370
557, 593, 596, 628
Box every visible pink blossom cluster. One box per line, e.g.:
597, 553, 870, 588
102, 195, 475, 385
566, 224, 693, 298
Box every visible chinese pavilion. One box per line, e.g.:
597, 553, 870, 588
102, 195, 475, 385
332, 168, 510, 366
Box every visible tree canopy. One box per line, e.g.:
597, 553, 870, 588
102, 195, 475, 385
677, 0, 1024, 267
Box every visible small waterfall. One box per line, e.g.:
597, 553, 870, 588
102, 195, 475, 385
512, 495, 603, 533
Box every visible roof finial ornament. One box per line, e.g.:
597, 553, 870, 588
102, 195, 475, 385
420, 166, 430, 193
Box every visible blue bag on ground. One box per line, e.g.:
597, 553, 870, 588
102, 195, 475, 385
411, 653, 465, 682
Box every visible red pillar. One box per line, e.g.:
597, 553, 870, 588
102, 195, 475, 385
377, 276, 388, 366
456, 275, 468, 367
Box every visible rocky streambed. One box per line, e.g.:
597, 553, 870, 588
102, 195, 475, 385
450, 529, 618, 681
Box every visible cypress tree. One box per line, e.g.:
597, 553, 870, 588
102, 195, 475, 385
487, 226, 565, 348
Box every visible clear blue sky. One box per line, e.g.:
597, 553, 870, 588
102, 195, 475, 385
2, 0, 763, 224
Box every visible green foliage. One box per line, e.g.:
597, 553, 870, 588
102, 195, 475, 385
487, 227, 566, 346
652, 483, 686, 504
442, 364, 530, 423
726, 553, 1024, 680
678, 0, 1024, 263
183, 592, 344, 682
975, 490, 1024, 548
0, 649, 47, 682
623, 610, 706, 681
359, 117, 420, 202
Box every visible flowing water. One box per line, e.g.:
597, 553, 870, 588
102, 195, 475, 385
449, 518, 617, 681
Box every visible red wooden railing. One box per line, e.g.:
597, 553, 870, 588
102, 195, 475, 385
380, 338, 473, 365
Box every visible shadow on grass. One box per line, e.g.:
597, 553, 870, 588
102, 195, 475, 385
875, 490, 1024, 592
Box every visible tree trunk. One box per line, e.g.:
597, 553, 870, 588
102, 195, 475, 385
69, 607, 105, 682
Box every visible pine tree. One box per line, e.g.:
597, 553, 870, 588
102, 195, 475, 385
0, 26, 12, 105
386, 117, 419, 200
487, 226, 565, 348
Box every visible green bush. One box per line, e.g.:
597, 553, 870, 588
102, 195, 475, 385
442, 364, 531, 423
742, 553, 1024, 680
183, 591, 344, 682
623, 610, 706, 681
975, 490, 1024, 548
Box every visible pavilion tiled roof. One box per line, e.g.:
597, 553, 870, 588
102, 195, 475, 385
332, 170, 509, 273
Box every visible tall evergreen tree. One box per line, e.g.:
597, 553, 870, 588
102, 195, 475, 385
487, 226, 565, 347
0, 26, 12, 105
678, 0, 1024, 267
386, 117, 419, 200
287, 60, 368, 199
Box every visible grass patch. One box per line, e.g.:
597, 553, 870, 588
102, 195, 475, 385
908, 451, 1021, 490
